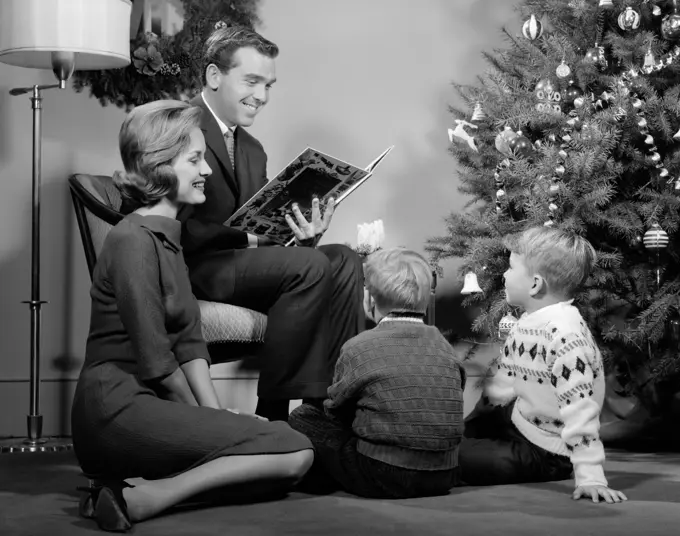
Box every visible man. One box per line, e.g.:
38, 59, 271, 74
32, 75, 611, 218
180, 25, 364, 422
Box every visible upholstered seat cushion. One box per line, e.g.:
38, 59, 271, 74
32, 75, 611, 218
198, 300, 267, 344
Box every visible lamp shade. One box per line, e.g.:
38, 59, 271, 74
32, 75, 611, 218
0, 0, 131, 70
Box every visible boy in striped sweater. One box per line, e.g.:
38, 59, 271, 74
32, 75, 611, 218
288, 248, 465, 498
460, 226, 627, 504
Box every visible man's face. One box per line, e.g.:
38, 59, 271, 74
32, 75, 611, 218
206, 46, 277, 128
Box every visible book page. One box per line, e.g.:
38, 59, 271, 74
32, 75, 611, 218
226, 146, 392, 246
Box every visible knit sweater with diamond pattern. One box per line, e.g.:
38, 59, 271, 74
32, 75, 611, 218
483, 301, 608, 488
323, 320, 465, 471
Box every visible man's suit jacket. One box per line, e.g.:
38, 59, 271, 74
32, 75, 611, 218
179, 94, 269, 257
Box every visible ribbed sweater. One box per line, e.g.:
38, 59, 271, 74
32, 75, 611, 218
323, 319, 465, 471
483, 301, 608, 488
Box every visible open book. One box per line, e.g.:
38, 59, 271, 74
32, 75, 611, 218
225, 145, 393, 246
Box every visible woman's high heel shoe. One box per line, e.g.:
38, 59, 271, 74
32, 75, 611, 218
77, 481, 134, 532
95, 482, 133, 533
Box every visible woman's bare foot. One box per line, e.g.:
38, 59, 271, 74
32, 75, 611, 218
121, 477, 175, 522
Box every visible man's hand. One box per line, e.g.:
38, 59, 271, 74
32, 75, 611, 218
573, 485, 628, 504
285, 197, 335, 247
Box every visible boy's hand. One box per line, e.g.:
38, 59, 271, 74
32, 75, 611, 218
573, 485, 627, 503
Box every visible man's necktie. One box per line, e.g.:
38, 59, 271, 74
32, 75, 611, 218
225, 129, 235, 167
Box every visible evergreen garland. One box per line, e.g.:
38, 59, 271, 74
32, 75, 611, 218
72, 0, 262, 109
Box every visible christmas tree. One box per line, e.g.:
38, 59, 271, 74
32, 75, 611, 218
428, 0, 680, 421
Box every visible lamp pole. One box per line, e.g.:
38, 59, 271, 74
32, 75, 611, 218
0, 0, 132, 454
0, 56, 75, 453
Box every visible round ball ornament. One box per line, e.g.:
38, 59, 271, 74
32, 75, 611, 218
584, 47, 605, 66
556, 59, 571, 79
522, 14, 543, 41
534, 79, 554, 97
661, 14, 680, 41
509, 132, 534, 158
563, 83, 583, 104
618, 7, 641, 30
498, 314, 519, 339
643, 223, 669, 250
495, 127, 518, 156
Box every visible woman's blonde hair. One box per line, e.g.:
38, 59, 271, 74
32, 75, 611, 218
113, 100, 202, 207
364, 248, 432, 314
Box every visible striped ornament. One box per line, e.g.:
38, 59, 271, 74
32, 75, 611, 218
522, 14, 543, 41
643, 223, 669, 250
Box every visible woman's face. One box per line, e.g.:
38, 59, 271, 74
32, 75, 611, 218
172, 127, 212, 205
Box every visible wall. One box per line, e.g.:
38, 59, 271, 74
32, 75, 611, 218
0, 0, 520, 437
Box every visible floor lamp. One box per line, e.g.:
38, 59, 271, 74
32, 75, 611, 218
0, 0, 131, 453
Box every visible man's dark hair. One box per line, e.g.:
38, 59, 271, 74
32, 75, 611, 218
201, 25, 279, 86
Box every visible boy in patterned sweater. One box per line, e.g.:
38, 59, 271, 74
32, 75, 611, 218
288, 248, 465, 498
460, 226, 627, 504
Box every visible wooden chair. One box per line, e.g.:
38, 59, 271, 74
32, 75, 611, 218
68, 173, 267, 365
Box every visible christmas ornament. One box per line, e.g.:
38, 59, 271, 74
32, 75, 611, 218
580, 122, 599, 142
562, 82, 583, 104
644, 46, 655, 70
644, 223, 669, 250
471, 102, 487, 122
618, 7, 641, 30
628, 97, 671, 186
534, 79, 554, 96
522, 14, 543, 41
509, 132, 534, 158
461, 272, 483, 295
644, 223, 669, 289
556, 59, 571, 79
661, 13, 680, 41
494, 158, 511, 214
448, 120, 479, 152
641, 45, 680, 74
668, 317, 680, 348
535, 79, 562, 113
630, 234, 644, 250
545, 114, 575, 226
495, 126, 517, 156
584, 46, 607, 69
498, 314, 518, 338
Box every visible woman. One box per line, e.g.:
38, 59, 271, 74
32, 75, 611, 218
71, 100, 314, 532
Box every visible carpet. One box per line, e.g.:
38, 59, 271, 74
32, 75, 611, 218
1, 449, 678, 535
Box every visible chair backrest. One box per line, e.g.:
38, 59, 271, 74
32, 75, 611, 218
68, 174, 125, 280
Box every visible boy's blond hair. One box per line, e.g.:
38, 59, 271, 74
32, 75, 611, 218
505, 226, 597, 297
364, 248, 432, 314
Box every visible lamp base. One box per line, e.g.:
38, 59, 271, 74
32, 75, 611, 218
0, 436, 73, 454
